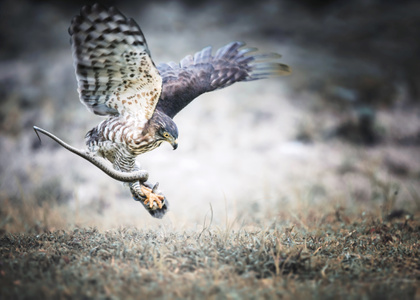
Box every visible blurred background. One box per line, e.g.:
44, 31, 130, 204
0, 0, 419, 232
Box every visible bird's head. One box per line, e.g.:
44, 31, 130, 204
151, 110, 178, 150
157, 123, 178, 150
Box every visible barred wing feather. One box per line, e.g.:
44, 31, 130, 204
156, 41, 290, 118
69, 4, 162, 124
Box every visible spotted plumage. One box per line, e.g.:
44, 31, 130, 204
65, 3, 290, 218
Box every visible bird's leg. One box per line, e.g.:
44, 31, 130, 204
128, 181, 146, 198
128, 162, 165, 210
140, 183, 165, 209
129, 180, 168, 218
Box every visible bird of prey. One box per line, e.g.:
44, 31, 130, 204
34, 4, 290, 218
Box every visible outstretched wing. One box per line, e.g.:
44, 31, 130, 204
69, 4, 161, 124
156, 42, 291, 118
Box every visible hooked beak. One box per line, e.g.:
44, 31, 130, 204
171, 139, 178, 150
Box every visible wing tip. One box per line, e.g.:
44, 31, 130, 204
250, 62, 292, 79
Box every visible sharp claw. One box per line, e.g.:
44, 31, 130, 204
152, 182, 159, 193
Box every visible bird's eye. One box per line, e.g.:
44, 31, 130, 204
163, 132, 170, 138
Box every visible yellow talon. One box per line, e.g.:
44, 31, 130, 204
140, 185, 164, 209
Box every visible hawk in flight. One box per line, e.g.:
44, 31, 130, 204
34, 4, 290, 218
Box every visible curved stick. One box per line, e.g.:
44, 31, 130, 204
33, 126, 148, 183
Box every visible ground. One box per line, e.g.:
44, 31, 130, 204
0, 0, 419, 299
1, 200, 419, 299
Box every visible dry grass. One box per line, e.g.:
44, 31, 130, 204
1, 187, 419, 300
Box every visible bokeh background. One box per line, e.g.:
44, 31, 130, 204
1, 0, 419, 231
